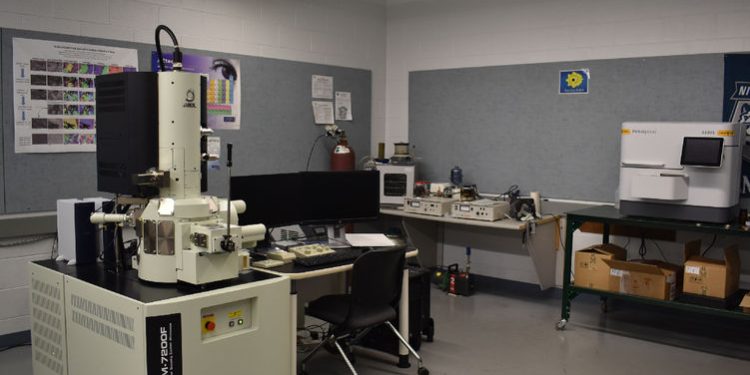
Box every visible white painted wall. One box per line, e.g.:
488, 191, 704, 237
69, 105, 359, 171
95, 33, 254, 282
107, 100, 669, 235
0, 0, 387, 337
0, 239, 54, 337
0, 0, 388, 156
384, 0, 750, 156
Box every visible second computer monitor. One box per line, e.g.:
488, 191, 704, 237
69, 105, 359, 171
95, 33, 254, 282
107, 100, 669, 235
301, 170, 380, 225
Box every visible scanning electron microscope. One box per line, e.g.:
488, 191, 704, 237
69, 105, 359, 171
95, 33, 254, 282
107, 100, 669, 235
29, 26, 291, 375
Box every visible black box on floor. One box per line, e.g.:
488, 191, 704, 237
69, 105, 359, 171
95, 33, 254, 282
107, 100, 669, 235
361, 266, 434, 354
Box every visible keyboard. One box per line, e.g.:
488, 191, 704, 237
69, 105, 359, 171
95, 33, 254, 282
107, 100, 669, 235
288, 244, 336, 258
293, 249, 362, 267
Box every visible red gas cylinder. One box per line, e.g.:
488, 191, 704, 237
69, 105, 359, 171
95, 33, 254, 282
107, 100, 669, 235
331, 133, 355, 171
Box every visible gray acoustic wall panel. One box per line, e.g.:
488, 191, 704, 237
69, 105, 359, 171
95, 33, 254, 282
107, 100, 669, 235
0, 28, 4, 213
409, 54, 724, 202
1, 28, 371, 213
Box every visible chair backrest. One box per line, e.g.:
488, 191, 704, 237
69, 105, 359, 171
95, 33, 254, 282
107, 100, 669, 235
350, 246, 406, 308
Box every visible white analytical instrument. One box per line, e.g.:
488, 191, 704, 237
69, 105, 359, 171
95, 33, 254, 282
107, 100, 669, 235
618, 122, 744, 223
30, 25, 291, 375
450, 199, 510, 221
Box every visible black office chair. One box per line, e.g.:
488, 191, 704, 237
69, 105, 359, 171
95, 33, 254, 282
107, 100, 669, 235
300, 246, 428, 375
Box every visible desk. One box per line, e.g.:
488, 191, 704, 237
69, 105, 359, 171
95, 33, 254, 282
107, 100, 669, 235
381, 207, 559, 289
252, 248, 419, 373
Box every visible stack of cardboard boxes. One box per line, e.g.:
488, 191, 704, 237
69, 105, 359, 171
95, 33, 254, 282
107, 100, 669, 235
574, 240, 744, 305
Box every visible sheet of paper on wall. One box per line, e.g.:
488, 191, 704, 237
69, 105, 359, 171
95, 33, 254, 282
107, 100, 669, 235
335, 91, 353, 121
12, 38, 139, 153
312, 74, 334, 99
207, 136, 221, 171
312, 101, 335, 124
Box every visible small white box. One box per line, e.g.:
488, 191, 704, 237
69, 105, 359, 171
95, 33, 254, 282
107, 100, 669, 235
450, 199, 510, 222
403, 197, 456, 216
56, 197, 109, 265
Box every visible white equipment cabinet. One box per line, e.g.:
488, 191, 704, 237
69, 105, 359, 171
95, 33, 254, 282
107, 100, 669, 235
29, 261, 291, 375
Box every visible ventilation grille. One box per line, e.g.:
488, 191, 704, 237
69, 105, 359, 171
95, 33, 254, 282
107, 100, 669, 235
70, 294, 135, 349
34, 348, 64, 375
71, 294, 135, 331
95, 78, 126, 112
30, 278, 64, 375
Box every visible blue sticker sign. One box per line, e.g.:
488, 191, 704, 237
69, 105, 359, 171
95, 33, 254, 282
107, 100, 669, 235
559, 69, 589, 94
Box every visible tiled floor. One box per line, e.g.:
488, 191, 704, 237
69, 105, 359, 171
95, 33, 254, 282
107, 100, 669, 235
3, 288, 749, 375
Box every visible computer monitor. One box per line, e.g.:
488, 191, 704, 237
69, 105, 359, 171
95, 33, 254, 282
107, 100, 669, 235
301, 170, 380, 225
230, 171, 380, 228
231, 173, 302, 228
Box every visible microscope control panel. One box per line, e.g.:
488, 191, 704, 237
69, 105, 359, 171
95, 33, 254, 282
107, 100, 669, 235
200, 298, 254, 340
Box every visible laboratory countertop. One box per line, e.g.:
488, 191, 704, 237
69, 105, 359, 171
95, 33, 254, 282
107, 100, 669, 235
251, 248, 419, 280
32, 259, 281, 303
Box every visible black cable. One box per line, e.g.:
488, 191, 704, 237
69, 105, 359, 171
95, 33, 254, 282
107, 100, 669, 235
155, 25, 182, 72
0, 343, 31, 353
305, 134, 327, 171
701, 234, 717, 256
638, 236, 647, 259
503, 184, 520, 201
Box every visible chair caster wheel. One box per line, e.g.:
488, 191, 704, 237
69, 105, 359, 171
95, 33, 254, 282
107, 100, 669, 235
418, 367, 429, 375
556, 319, 567, 330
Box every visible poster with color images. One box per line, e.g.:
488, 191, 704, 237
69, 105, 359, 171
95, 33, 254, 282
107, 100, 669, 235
152, 52, 241, 130
13, 38, 138, 153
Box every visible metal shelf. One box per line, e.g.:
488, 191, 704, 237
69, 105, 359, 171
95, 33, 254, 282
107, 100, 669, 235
558, 206, 750, 330
568, 286, 750, 321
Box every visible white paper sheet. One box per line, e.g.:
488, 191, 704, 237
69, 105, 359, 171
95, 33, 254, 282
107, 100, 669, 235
312, 101, 335, 124
312, 74, 333, 99
207, 136, 221, 170
335, 91, 352, 121
345, 233, 396, 247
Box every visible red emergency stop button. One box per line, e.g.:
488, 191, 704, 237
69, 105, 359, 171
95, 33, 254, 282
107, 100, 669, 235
205, 321, 216, 331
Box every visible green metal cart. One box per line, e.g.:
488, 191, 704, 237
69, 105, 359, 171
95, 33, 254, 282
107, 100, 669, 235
558, 205, 750, 330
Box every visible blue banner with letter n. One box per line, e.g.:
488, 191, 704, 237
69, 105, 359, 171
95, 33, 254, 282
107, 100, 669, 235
723, 54, 750, 198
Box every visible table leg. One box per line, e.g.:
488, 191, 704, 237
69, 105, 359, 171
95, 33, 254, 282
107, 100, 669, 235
291, 288, 298, 374
558, 218, 577, 330
397, 268, 411, 368
603, 223, 610, 244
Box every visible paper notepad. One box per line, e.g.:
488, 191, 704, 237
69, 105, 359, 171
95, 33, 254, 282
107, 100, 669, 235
345, 233, 396, 247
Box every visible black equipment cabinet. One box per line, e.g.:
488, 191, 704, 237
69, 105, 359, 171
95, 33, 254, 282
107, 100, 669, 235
361, 266, 435, 354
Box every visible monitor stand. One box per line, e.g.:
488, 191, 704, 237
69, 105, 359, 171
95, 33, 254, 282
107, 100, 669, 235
326, 224, 349, 248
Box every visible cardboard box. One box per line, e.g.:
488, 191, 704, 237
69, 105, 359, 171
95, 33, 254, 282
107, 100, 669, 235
604, 259, 682, 300
682, 240, 740, 299
573, 244, 627, 291
740, 292, 750, 313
